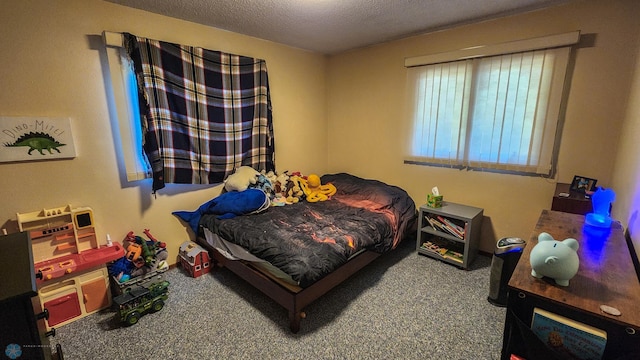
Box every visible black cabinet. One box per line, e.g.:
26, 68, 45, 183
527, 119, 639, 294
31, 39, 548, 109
0, 232, 60, 360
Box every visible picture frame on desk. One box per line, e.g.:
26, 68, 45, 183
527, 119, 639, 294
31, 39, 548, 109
570, 175, 597, 194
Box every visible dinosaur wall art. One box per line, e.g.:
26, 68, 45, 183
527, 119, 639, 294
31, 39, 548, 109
0, 117, 76, 162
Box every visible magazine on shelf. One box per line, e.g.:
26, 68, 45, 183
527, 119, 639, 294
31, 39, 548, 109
530, 307, 607, 360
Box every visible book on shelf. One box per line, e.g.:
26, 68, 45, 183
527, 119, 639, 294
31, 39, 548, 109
530, 307, 607, 360
426, 217, 449, 235
425, 216, 439, 231
425, 215, 447, 233
420, 241, 463, 263
438, 215, 464, 233
430, 215, 464, 239
437, 215, 465, 238
443, 249, 463, 263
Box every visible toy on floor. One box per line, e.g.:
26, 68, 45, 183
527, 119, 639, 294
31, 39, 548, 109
113, 280, 170, 325
108, 229, 168, 283
298, 174, 337, 202
179, 241, 211, 278
530, 232, 579, 286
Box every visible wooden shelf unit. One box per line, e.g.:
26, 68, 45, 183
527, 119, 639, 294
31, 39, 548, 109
416, 202, 483, 269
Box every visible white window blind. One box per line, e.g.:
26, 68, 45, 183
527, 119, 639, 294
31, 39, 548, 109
405, 32, 578, 176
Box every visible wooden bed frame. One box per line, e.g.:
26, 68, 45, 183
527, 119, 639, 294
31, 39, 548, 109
199, 238, 381, 333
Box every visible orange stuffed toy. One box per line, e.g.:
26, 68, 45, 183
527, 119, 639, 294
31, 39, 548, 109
298, 174, 337, 202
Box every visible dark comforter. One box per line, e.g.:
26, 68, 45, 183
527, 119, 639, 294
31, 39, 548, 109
199, 173, 417, 287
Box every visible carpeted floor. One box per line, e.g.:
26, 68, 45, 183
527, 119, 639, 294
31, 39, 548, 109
53, 239, 506, 359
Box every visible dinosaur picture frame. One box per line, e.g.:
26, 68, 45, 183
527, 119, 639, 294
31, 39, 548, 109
0, 116, 76, 163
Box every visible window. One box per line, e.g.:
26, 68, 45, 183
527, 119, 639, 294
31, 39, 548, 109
104, 32, 152, 182
102, 32, 275, 192
404, 32, 579, 176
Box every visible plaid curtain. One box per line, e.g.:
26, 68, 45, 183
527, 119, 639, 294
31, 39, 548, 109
124, 33, 275, 192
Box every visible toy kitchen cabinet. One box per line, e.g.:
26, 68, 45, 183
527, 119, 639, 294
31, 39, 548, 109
17, 205, 124, 330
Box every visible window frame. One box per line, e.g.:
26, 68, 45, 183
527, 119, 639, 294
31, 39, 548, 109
103, 31, 151, 182
404, 32, 580, 177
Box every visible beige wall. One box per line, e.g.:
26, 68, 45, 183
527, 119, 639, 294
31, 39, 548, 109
2, 0, 639, 264
0, 0, 327, 264
326, 0, 640, 252
612, 30, 640, 260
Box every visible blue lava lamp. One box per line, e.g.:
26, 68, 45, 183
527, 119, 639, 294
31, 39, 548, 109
585, 187, 616, 228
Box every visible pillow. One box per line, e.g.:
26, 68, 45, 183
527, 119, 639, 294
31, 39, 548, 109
224, 166, 260, 192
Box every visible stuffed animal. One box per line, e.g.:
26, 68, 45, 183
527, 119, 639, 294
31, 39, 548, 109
299, 174, 337, 202
285, 176, 304, 203
249, 173, 273, 194
530, 232, 580, 286
274, 172, 290, 194
224, 166, 260, 192
261, 170, 278, 186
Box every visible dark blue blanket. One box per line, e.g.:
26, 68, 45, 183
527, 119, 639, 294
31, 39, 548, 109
173, 189, 268, 234
199, 173, 418, 287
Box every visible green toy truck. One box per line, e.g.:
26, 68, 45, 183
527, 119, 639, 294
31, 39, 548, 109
113, 280, 169, 325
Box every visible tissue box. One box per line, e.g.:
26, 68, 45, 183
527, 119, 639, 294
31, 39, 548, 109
427, 194, 443, 208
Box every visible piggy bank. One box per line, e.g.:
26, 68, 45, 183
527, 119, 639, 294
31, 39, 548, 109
529, 232, 579, 286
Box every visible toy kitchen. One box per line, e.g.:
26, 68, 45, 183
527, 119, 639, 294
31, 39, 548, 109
16, 205, 124, 329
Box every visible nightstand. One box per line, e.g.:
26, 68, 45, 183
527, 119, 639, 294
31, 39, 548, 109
416, 202, 483, 269
550, 183, 592, 215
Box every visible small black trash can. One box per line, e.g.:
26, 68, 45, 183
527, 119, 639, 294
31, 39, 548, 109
488, 237, 526, 307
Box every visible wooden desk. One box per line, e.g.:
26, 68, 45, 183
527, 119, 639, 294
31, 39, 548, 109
501, 210, 640, 360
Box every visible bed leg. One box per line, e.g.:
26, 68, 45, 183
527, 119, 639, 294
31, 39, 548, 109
289, 310, 305, 333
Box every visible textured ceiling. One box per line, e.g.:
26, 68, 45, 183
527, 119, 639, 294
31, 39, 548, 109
105, 0, 568, 54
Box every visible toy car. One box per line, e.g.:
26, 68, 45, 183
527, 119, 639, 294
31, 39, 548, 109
113, 280, 169, 325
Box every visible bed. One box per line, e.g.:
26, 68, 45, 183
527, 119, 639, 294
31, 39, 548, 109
191, 173, 417, 332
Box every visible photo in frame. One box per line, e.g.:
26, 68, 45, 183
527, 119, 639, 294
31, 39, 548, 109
570, 175, 597, 193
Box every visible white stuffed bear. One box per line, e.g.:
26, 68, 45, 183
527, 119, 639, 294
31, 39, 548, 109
224, 166, 260, 192
529, 232, 580, 286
